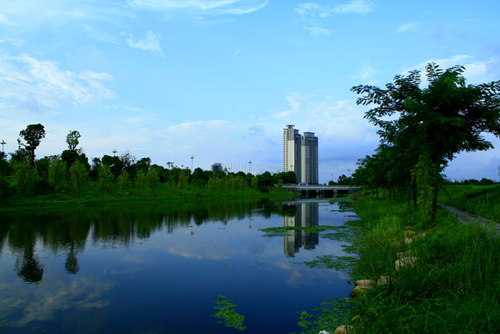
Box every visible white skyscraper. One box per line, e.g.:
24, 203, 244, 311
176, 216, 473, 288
283, 125, 318, 184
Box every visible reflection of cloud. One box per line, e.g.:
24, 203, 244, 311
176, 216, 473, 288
167, 244, 232, 260
0, 275, 114, 328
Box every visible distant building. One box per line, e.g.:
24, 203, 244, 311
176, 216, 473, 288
301, 132, 318, 184
283, 125, 318, 184
211, 163, 223, 172
283, 125, 302, 181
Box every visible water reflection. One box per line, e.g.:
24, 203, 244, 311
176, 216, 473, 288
0, 198, 355, 334
283, 202, 319, 257
1, 199, 286, 282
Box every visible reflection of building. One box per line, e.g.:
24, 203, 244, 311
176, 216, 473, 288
283, 203, 319, 257
211, 163, 223, 172
283, 125, 318, 184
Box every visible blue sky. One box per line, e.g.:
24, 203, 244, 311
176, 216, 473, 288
1, 0, 500, 183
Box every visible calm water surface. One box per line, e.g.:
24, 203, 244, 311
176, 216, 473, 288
0, 198, 357, 334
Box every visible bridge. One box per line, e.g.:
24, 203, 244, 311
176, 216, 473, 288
282, 184, 361, 198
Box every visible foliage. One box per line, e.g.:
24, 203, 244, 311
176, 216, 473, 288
97, 165, 114, 200
66, 130, 81, 151
136, 170, 146, 198
18, 123, 45, 166
352, 64, 500, 219
48, 156, 67, 200
147, 167, 160, 198
69, 160, 88, 200
211, 295, 247, 331
117, 170, 129, 199
12, 161, 36, 200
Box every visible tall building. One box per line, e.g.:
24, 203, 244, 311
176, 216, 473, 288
283, 125, 302, 180
301, 132, 319, 184
211, 163, 222, 172
283, 125, 318, 184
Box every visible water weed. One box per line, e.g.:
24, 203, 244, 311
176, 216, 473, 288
211, 295, 247, 331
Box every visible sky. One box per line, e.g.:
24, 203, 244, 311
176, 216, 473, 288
1, 0, 500, 183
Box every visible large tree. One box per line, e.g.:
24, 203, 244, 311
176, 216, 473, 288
66, 130, 81, 151
18, 123, 45, 166
352, 63, 500, 219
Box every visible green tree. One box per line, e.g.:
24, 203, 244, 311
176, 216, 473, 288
18, 123, 45, 166
12, 160, 36, 200
66, 130, 81, 151
98, 165, 114, 200
251, 176, 258, 189
352, 63, 500, 219
48, 156, 67, 200
147, 167, 160, 198
69, 160, 88, 200
136, 170, 146, 197
117, 170, 129, 199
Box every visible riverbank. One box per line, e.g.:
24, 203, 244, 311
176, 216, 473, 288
295, 194, 500, 334
0, 181, 297, 212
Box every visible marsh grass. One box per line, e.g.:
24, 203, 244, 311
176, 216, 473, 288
295, 196, 500, 334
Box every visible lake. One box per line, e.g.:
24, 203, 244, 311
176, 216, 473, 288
0, 198, 357, 334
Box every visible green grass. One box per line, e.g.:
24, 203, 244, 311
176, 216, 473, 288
0, 178, 296, 212
438, 184, 500, 223
294, 194, 500, 334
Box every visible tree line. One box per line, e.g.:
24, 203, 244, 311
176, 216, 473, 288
349, 63, 500, 220
0, 127, 297, 202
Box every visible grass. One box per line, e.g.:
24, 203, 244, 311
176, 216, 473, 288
294, 192, 500, 334
0, 178, 296, 212
438, 184, 500, 223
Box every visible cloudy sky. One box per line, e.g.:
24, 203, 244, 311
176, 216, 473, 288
1, 0, 499, 182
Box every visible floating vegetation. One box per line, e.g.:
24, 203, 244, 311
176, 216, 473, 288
303, 255, 357, 271
211, 295, 247, 331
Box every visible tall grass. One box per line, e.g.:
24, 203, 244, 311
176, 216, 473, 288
295, 195, 500, 334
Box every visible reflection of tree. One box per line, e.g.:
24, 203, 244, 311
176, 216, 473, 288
3, 198, 278, 279
15, 246, 44, 283
65, 244, 80, 275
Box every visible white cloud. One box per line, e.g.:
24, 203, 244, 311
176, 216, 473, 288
127, 0, 269, 15
295, 1, 372, 35
409, 55, 500, 84
0, 13, 16, 26
0, 53, 117, 112
126, 31, 164, 56
350, 63, 379, 84
82, 24, 119, 44
305, 26, 331, 36
0, 37, 24, 46
333, 0, 373, 14
233, 44, 246, 56
396, 22, 418, 33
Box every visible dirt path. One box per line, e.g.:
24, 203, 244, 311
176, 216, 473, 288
440, 204, 500, 237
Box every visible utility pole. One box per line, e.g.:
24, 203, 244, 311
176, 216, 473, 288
0, 140, 6, 153
112, 149, 117, 156
191, 156, 194, 172
249, 160, 252, 174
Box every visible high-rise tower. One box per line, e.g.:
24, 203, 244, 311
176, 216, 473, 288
283, 125, 318, 184
283, 125, 302, 180
301, 132, 318, 184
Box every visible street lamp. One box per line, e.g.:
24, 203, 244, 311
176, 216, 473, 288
248, 160, 252, 174
191, 156, 194, 172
